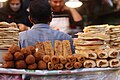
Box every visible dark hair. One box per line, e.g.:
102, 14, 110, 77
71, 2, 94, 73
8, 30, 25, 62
6, 0, 23, 11
29, 0, 51, 24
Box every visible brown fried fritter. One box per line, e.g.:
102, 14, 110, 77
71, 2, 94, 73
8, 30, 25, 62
38, 60, 47, 70
21, 48, 32, 57
14, 52, 24, 60
8, 44, 20, 54
28, 63, 37, 70
34, 52, 44, 62
3, 52, 13, 61
2, 61, 14, 68
26, 46, 36, 54
15, 60, 27, 69
25, 55, 35, 65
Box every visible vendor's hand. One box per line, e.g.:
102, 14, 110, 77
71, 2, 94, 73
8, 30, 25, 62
18, 24, 30, 31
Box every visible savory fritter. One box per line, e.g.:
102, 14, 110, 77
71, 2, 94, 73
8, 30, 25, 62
3, 52, 13, 61
15, 60, 27, 69
25, 55, 35, 65
14, 52, 24, 60
34, 52, 44, 62
28, 63, 37, 70
26, 46, 36, 54
38, 60, 47, 70
2, 61, 14, 68
21, 48, 32, 57
8, 44, 20, 54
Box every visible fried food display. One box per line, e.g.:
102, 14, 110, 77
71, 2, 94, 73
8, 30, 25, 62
3, 52, 13, 61
2, 61, 14, 68
15, 60, 26, 69
38, 60, 47, 70
2, 38, 120, 70
28, 63, 37, 70
8, 44, 20, 54
43, 55, 51, 63
14, 52, 24, 60
25, 55, 35, 65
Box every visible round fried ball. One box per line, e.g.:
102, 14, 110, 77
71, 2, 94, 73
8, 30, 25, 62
28, 63, 37, 70
25, 55, 35, 65
15, 60, 27, 69
34, 52, 44, 62
3, 52, 13, 61
8, 44, 20, 54
21, 48, 32, 57
14, 52, 24, 60
26, 46, 36, 54
2, 61, 14, 68
38, 60, 47, 70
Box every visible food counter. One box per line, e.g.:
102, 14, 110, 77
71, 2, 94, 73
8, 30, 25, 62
0, 67, 120, 80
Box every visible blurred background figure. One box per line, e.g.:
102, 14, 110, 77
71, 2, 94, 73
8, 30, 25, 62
49, 0, 83, 36
0, 0, 32, 31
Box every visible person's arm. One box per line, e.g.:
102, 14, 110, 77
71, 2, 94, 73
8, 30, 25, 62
69, 8, 82, 22
62, 6, 82, 22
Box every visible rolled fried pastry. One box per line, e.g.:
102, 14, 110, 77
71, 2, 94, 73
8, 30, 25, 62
83, 60, 96, 68
96, 49, 108, 59
74, 54, 85, 63
48, 62, 54, 70
96, 59, 108, 68
59, 56, 67, 64
108, 49, 119, 58
67, 55, 76, 63
109, 59, 120, 68
65, 62, 73, 70
54, 63, 64, 70
43, 55, 51, 63
74, 62, 82, 69
51, 56, 59, 64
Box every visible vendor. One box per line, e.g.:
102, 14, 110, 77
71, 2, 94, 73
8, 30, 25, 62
0, 0, 32, 31
49, 0, 83, 33
19, 0, 74, 53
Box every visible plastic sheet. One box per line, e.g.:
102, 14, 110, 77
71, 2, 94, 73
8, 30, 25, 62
31, 70, 120, 80
0, 68, 120, 80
